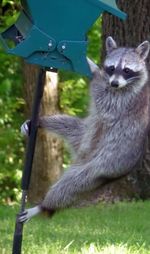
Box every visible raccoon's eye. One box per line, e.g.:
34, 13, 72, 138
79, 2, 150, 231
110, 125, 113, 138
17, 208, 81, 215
109, 65, 115, 72
105, 65, 115, 76
123, 67, 131, 73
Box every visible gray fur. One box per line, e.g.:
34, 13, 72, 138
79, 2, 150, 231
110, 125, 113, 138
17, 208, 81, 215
136, 41, 150, 60
106, 36, 117, 54
104, 40, 150, 90
39, 115, 85, 153
40, 38, 150, 211
20, 37, 150, 221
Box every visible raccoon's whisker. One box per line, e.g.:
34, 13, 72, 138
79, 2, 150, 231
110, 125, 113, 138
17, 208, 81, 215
128, 75, 141, 80
127, 76, 141, 83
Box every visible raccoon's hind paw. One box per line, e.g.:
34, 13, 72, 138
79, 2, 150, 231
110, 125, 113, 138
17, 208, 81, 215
18, 206, 41, 223
18, 210, 29, 223
21, 120, 31, 136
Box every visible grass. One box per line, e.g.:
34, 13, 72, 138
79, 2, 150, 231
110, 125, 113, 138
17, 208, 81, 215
0, 202, 150, 254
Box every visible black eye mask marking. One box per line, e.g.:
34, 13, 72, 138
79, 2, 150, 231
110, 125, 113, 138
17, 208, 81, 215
122, 68, 141, 80
104, 65, 141, 80
104, 65, 115, 76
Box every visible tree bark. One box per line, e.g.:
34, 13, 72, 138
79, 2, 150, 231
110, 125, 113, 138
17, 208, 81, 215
99, 0, 150, 201
23, 65, 63, 204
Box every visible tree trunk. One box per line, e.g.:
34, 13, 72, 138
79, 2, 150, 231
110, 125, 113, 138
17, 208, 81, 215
23, 65, 63, 204
99, 0, 150, 201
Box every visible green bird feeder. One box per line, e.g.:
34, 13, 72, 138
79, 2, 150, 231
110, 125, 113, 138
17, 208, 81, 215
0, 0, 126, 76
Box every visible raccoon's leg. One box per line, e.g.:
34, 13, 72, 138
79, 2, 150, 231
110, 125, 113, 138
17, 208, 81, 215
36, 137, 138, 212
19, 138, 141, 223
21, 115, 85, 152
39, 115, 85, 152
39, 159, 106, 212
18, 158, 104, 222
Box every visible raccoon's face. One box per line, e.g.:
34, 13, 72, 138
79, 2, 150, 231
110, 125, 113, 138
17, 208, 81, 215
103, 37, 150, 91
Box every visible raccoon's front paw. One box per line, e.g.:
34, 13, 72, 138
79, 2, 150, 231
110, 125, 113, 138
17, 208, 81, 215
100, 69, 109, 83
87, 57, 99, 73
21, 120, 31, 136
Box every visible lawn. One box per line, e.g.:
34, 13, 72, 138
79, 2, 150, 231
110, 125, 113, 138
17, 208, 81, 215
0, 202, 150, 254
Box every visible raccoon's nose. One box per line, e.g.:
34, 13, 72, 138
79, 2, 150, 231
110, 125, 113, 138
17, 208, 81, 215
111, 80, 119, 88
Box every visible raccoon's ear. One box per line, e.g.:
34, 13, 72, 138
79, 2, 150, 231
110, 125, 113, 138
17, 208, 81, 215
136, 41, 150, 60
106, 36, 117, 54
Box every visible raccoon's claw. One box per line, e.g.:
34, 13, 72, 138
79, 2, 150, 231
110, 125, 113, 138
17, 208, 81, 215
18, 206, 41, 223
21, 120, 31, 136
18, 211, 29, 223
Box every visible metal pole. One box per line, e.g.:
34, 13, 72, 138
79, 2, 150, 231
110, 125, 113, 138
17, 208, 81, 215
12, 68, 46, 254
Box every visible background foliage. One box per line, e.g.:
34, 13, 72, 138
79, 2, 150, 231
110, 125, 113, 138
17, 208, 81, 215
0, 1, 101, 203
1, 202, 150, 253
0, 0, 24, 202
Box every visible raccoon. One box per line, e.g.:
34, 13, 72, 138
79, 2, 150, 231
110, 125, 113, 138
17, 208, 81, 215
104, 37, 149, 91
19, 37, 150, 222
